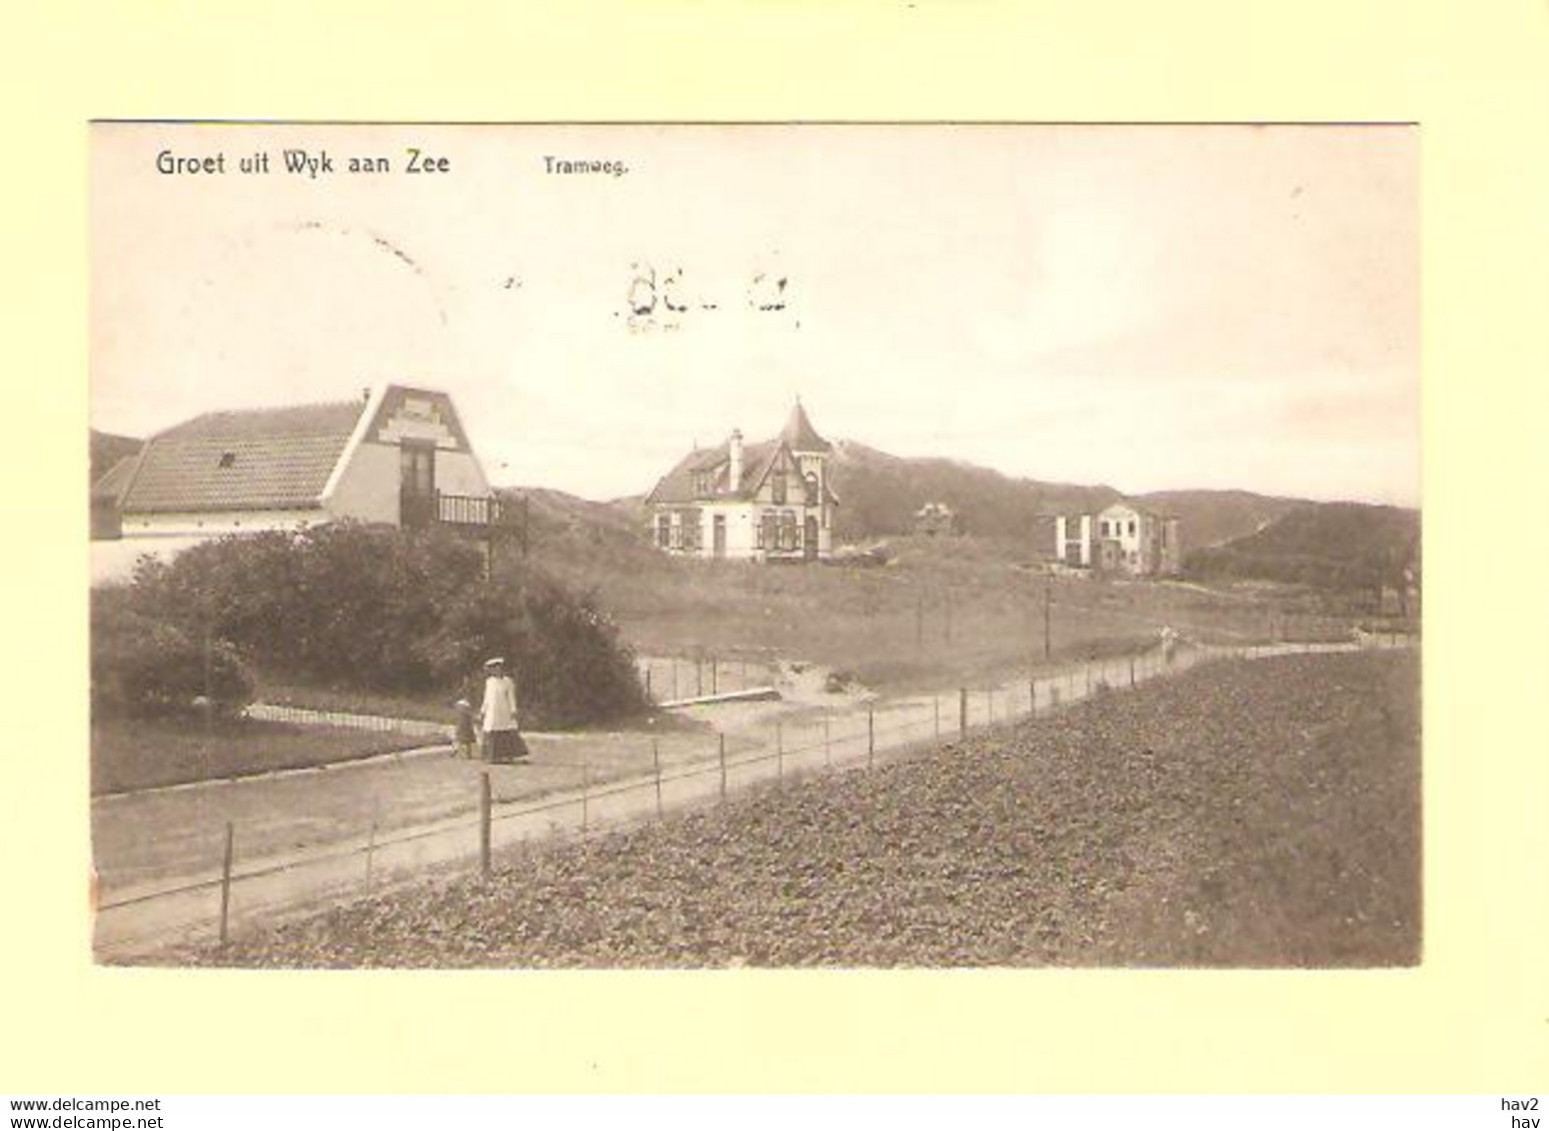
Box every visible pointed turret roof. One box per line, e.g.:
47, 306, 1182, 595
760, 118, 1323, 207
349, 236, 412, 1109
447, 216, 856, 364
780, 398, 831, 453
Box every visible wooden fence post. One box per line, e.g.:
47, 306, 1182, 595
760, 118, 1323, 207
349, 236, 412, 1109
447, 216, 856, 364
867, 706, 875, 769
1029, 678, 1037, 717
580, 763, 590, 835
479, 771, 492, 880
364, 806, 378, 896
1129, 656, 1136, 687
776, 722, 784, 780
719, 733, 728, 801
364, 818, 376, 894
1044, 583, 1052, 660
712, 657, 719, 696
653, 738, 663, 818
959, 687, 968, 736
934, 696, 940, 738
823, 717, 831, 767
645, 667, 652, 701
218, 820, 234, 946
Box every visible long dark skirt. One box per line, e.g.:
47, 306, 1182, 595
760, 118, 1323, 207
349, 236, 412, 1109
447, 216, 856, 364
484, 729, 530, 763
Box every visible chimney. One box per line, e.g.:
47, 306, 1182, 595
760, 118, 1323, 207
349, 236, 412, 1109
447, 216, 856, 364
728, 428, 744, 493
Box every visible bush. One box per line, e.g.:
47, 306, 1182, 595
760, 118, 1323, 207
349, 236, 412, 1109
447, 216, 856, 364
91, 588, 255, 719
432, 571, 646, 728
119, 523, 647, 729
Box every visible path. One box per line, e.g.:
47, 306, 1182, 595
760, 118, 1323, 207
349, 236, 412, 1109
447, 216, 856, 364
93, 636, 1413, 960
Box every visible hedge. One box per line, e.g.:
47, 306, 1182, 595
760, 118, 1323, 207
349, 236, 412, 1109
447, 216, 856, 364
118, 523, 646, 728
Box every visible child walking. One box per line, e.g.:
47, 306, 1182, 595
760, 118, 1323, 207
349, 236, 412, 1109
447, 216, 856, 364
452, 697, 478, 760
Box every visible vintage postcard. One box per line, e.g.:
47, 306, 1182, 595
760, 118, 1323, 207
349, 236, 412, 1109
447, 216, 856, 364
89, 122, 1419, 972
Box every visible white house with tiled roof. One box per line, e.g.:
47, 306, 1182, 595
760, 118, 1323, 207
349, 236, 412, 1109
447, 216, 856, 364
97, 384, 495, 539
645, 400, 838, 562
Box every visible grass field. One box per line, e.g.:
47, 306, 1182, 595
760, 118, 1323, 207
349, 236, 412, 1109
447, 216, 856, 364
91, 715, 426, 796
527, 530, 1366, 694
95, 529, 1395, 798
189, 650, 1420, 968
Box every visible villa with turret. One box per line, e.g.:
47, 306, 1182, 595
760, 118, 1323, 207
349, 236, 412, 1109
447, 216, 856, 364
644, 401, 838, 562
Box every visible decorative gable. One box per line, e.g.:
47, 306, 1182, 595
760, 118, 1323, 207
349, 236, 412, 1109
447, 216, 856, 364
365, 387, 471, 451
751, 445, 799, 502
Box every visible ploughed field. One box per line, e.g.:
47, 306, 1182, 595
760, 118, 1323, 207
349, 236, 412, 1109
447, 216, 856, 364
191, 651, 1420, 968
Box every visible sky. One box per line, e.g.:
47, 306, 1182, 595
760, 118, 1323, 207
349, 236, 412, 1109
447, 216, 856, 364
91, 124, 1419, 506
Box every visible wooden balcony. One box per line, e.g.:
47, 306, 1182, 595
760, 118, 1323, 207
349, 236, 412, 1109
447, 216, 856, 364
437, 492, 507, 527
402, 491, 525, 532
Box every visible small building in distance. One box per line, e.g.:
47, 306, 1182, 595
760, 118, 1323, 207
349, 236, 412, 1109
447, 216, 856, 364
1051, 501, 1181, 577
644, 400, 839, 562
913, 501, 960, 538
93, 384, 498, 540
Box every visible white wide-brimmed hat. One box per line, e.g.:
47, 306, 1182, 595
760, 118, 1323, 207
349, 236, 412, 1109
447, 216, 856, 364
484, 656, 506, 668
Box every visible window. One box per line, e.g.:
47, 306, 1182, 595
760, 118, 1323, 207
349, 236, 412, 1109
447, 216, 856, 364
780, 510, 798, 550
1128, 520, 1136, 536
804, 473, 819, 505
771, 472, 787, 505
657, 515, 672, 548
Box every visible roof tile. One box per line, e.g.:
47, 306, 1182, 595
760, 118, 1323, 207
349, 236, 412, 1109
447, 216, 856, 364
121, 401, 365, 514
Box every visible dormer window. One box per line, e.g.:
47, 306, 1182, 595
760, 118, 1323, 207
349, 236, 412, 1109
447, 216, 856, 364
217, 451, 237, 469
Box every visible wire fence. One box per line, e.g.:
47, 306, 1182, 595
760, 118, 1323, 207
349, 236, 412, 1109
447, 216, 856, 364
244, 703, 450, 738
93, 628, 1419, 960
635, 654, 780, 703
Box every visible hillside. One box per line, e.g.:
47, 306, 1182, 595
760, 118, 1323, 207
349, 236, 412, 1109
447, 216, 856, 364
494, 486, 663, 578
1185, 502, 1420, 591
828, 440, 1121, 543
526, 441, 1331, 560
509, 486, 644, 540
90, 429, 142, 485
825, 440, 1303, 554
1133, 489, 1308, 552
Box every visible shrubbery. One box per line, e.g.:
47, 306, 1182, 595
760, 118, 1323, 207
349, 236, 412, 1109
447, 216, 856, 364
113, 523, 647, 728
91, 589, 255, 718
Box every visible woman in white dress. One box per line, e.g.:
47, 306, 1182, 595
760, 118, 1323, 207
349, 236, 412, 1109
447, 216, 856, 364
479, 657, 528, 763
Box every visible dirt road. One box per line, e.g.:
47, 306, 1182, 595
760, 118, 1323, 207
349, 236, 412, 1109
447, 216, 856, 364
94, 637, 1404, 960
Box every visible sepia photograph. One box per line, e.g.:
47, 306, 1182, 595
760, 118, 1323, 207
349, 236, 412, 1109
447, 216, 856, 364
89, 122, 1420, 970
